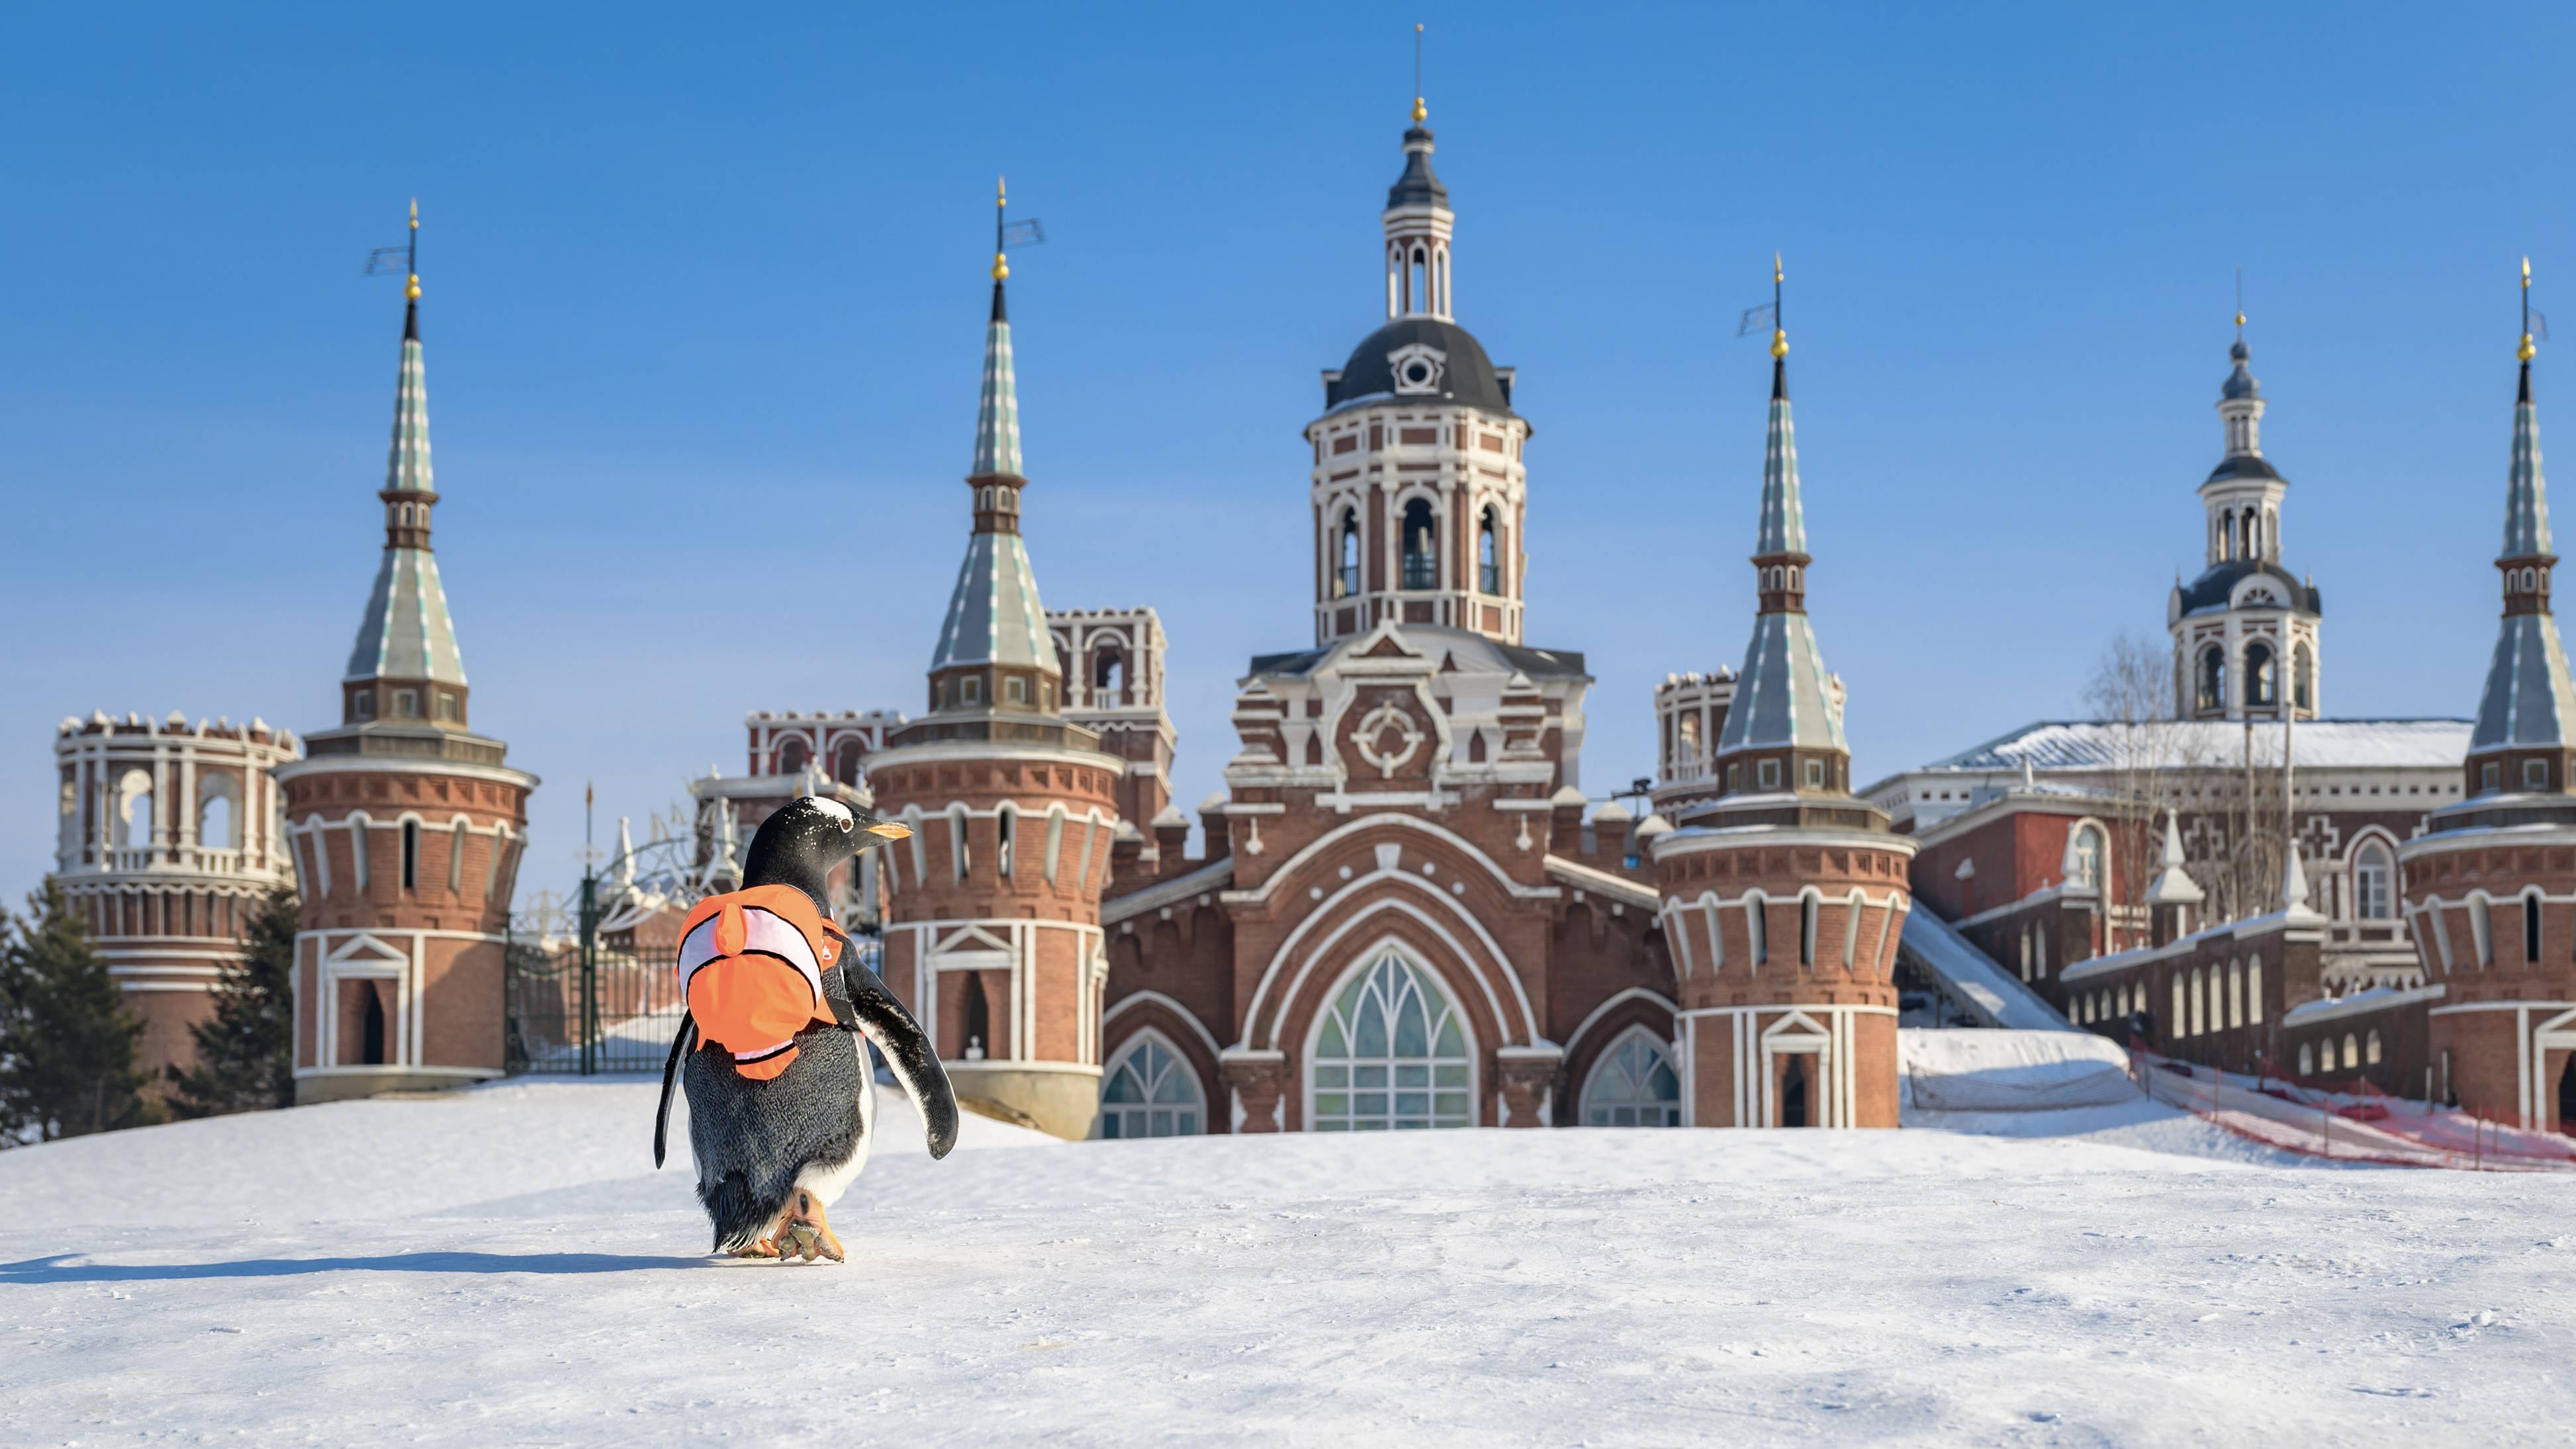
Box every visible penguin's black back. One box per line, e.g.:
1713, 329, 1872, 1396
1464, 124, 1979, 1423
685, 1024, 867, 1252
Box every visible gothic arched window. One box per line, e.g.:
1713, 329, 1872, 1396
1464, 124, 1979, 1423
2071, 824, 2105, 890
1478, 505, 1501, 594
1401, 499, 1438, 590
1336, 509, 1361, 599
1581, 1029, 1682, 1127
1099, 1034, 1203, 1138
2197, 646, 2226, 711
2353, 843, 2393, 920
2245, 642, 2277, 708
2293, 642, 2314, 711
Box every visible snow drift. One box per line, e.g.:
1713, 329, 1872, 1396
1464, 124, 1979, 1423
1900, 1026, 2139, 1110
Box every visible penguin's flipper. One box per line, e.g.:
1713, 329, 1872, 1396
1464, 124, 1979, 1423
654, 1015, 695, 1168
843, 965, 960, 1159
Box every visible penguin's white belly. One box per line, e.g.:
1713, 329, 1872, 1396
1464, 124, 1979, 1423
791, 1073, 876, 1209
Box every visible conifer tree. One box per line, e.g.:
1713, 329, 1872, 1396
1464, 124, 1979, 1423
0, 881, 161, 1145
167, 885, 299, 1118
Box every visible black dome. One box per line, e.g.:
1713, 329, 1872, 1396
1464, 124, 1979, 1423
2176, 559, 2323, 616
1326, 316, 1514, 415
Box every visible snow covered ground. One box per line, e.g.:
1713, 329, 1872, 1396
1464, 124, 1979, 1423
5, 1080, 2574, 1446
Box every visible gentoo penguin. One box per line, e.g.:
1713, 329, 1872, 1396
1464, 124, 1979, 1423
655, 795, 958, 1261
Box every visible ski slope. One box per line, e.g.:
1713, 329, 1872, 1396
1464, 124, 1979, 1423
4, 1080, 2573, 1446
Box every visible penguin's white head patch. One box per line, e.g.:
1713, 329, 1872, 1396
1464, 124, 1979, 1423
808, 797, 854, 832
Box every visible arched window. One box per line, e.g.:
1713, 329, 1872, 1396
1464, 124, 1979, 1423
449, 820, 469, 892
2198, 646, 2227, 711
1309, 951, 1473, 1129
1043, 807, 1067, 885
116, 768, 154, 852
1747, 897, 1769, 966
2471, 895, 2494, 965
2245, 642, 2277, 708
1099, 1034, 1203, 1138
1336, 509, 1361, 599
1478, 505, 1501, 594
1400, 499, 1438, 590
2527, 891, 2546, 963
1093, 649, 1126, 707
1409, 247, 1428, 316
2248, 955, 2264, 1023
1582, 1029, 1682, 1127
2189, 967, 2206, 1036
400, 820, 420, 891
2293, 642, 2314, 711
2071, 824, 2105, 890
2228, 959, 2244, 1028
1676, 711, 1702, 768
2343, 1032, 2361, 1071
197, 787, 233, 852
776, 738, 809, 777
834, 741, 864, 787
949, 805, 971, 881
996, 805, 1015, 877
2019, 924, 2033, 981
2299, 1043, 2314, 1076
1798, 893, 1819, 967
2366, 1029, 2384, 1066
2353, 844, 2393, 920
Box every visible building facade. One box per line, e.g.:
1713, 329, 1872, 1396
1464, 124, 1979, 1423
272, 224, 538, 1103
52, 711, 300, 1075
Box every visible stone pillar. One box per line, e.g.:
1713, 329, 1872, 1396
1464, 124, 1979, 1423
1222, 1049, 1289, 1133
1496, 1046, 1563, 1127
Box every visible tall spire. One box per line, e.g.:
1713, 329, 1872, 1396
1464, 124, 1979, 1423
1714, 254, 1846, 780
2469, 257, 2576, 778
345, 199, 467, 717
933, 182, 1060, 701
972, 177, 1022, 478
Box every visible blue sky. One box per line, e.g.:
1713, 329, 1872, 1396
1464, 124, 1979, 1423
5, 2, 2570, 898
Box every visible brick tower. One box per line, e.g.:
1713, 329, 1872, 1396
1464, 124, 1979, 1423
2402, 259, 2576, 1127
1649, 261, 1915, 1128
273, 204, 538, 1104
52, 711, 300, 1076
868, 182, 1123, 1141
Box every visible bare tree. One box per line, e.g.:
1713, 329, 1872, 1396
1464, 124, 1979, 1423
2084, 633, 2184, 945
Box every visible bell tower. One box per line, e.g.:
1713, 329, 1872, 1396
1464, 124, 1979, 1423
1307, 78, 1532, 648
868, 181, 1124, 1141
273, 202, 538, 1103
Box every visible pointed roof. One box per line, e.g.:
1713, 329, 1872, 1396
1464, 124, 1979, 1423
2472, 349, 2576, 754
933, 186, 1058, 679
1716, 265, 1841, 758
1387, 124, 1448, 210
345, 218, 467, 688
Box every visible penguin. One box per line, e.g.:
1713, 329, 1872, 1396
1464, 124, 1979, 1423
655, 795, 958, 1262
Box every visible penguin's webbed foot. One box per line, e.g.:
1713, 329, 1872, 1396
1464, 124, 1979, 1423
730, 1237, 782, 1259
771, 1188, 845, 1264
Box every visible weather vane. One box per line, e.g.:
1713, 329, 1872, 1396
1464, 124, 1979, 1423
363, 198, 418, 279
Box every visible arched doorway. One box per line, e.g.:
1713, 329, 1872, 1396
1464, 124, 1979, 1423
1099, 1033, 1203, 1139
1308, 949, 1473, 1130
1780, 1054, 1810, 1128
2558, 1054, 2576, 1136
1582, 1028, 1682, 1127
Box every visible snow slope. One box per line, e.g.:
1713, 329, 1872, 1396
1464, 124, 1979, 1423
1902, 1027, 2139, 1111
5, 1080, 2573, 1446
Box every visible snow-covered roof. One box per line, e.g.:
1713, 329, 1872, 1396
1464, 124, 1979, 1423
2279, 982, 2446, 1028
1912, 719, 2471, 774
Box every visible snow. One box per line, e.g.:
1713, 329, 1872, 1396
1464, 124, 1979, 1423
7, 1080, 2576, 1444
1917, 718, 2473, 773
1899, 908, 2072, 1030
1902, 1027, 2139, 1110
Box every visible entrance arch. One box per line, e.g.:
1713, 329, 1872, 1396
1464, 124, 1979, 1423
1099, 1030, 1203, 1139
1781, 1053, 1810, 1127
1307, 948, 1475, 1130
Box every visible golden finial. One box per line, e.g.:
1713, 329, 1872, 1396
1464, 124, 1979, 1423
992, 176, 1010, 283
2522, 256, 2538, 363
1770, 251, 1788, 359
1411, 23, 1426, 124
405, 198, 421, 301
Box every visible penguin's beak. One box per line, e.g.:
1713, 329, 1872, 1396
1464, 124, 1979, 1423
866, 820, 913, 841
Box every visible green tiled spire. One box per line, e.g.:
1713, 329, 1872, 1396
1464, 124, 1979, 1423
345, 203, 467, 689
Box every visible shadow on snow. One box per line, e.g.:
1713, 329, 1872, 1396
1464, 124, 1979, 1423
0, 1250, 689, 1282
